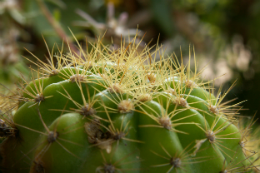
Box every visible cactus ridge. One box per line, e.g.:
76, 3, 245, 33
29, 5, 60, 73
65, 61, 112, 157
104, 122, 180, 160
0, 36, 260, 173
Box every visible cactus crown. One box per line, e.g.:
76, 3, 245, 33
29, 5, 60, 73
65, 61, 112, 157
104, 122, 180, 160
0, 35, 260, 173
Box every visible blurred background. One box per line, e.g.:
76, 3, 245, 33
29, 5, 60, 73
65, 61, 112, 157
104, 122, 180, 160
1, 0, 260, 121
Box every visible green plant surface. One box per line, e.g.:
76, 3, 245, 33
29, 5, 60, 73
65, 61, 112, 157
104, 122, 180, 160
0, 37, 259, 173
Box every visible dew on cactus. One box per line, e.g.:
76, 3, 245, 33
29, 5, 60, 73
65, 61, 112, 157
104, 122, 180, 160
0, 35, 260, 173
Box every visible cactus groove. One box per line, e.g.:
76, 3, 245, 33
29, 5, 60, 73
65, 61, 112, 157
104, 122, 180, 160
0, 37, 259, 173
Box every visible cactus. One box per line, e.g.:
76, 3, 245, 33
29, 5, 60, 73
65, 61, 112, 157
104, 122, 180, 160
0, 36, 259, 173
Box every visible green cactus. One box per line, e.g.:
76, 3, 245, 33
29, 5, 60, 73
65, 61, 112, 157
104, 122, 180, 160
0, 37, 259, 173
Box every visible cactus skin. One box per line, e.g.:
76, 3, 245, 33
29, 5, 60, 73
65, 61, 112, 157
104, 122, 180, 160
0, 38, 258, 173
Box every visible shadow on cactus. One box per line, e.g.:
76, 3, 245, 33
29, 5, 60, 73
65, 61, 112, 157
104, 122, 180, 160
0, 34, 259, 173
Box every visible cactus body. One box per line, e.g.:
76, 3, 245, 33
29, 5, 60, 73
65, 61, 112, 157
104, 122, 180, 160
0, 39, 258, 173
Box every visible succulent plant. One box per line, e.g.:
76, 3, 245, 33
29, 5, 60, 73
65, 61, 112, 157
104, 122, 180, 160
0, 36, 259, 173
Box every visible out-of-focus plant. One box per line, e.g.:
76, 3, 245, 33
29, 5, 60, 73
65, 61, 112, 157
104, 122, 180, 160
22, 0, 145, 60
0, 0, 29, 87
75, 2, 143, 46
195, 36, 253, 87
